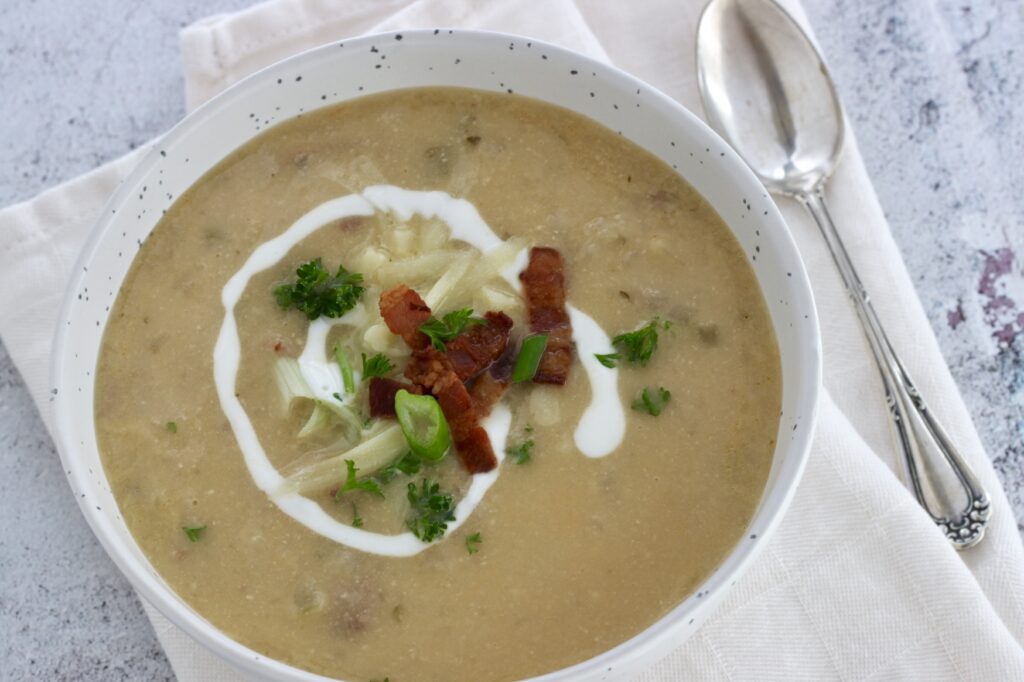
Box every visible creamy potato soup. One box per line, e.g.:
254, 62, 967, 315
95, 88, 780, 681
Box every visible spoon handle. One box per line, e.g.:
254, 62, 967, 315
798, 187, 991, 549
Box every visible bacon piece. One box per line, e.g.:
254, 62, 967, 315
468, 337, 516, 416
405, 347, 497, 473
519, 247, 573, 384
368, 377, 421, 418
379, 285, 432, 350
452, 428, 497, 475
469, 373, 508, 417
445, 311, 513, 381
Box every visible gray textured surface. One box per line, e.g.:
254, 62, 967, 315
0, 0, 1021, 679
808, 0, 1024, 532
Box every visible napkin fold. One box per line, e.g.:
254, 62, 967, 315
2, 0, 1022, 679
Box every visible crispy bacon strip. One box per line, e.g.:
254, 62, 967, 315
379, 285, 432, 350
405, 347, 497, 473
445, 311, 513, 381
468, 373, 508, 417
367, 377, 421, 418
519, 247, 573, 384
468, 338, 516, 416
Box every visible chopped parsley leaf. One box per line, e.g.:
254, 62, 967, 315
593, 352, 621, 368
506, 438, 534, 465
376, 452, 422, 484
351, 503, 363, 528
361, 353, 394, 381
166, 421, 178, 433
335, 460, 384, 500
466, 532, 482, 554
632, 386, 671, 416
406, 479, 455, 542
182, 525, 206, 543
274, 258, 364, 320
611, 318, 671, 366
419, 308, 485, 351
332, 392, 344, 402
524, 424, 534, 433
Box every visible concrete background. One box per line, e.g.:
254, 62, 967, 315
1, 0, 1021, 678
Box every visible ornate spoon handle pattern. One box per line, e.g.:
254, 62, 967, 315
800, 188, 991, 549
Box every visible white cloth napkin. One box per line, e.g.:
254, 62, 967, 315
2, 0, 1023, 679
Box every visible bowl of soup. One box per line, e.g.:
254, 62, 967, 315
50, 29, 820, 682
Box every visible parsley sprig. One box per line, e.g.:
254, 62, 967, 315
419, 308, 485, 351
465, 532, 482, 554
596, 318, 671, 368
406, 479, 456, 542
274, 258, 364, 320
376, 452, 422, 484
334, 460, 384, 500
632, 387, 671, 416
361, 353, 394, 381
506, 438, 534, 465
182, 525, 207, 543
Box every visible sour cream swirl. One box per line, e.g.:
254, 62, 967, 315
213, 187, 625, 556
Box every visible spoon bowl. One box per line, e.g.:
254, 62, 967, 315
697, 0, 845, 194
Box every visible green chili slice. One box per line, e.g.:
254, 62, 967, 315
511, 334, 549, 383
394, 390, 451, 461
333, 344, 356, 394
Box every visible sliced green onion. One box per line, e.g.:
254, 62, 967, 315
278, 424, 406, 495
274, 357, 315, 407
297, 403, 334, 438
512, 334, 549, 383
333, 344, 356, 394
394, 390, 450, 462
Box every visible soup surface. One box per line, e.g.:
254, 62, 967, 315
95, 87, 780, 681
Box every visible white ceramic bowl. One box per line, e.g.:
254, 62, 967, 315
51, 29, 820, 682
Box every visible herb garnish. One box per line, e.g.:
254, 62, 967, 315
377, 452, 422, 484
274, 258, 364, 320
632, 387, 671, 416
419, 308, 485, 350
182, 525, 206, 543
351, 503, 364, 528
406, 479, 456, 542
361, 353, 394, 381
506, 438, 534, 465
335, 460, 385, 500
593, 353, 621, 368
604, 318, 672, 367
466, 532, 483, 554
166, 421, 178, 433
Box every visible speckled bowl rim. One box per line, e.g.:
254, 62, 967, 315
51, 29, 821, 682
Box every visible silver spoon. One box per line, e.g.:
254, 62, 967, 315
696, 0, 991, 549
